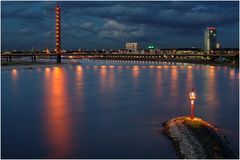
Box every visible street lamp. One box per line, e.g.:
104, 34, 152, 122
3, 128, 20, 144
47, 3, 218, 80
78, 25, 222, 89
189, 89, 196, 119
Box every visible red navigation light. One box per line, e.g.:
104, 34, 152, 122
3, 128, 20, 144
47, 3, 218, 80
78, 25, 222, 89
207, 27, 216, 30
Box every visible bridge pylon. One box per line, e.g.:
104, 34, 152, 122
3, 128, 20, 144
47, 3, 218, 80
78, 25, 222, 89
56, 5, 61, 63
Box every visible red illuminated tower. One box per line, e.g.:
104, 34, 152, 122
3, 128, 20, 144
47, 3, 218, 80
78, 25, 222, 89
56, 5, 61, 63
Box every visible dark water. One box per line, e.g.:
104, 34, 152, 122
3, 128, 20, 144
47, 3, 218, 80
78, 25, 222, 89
1, 60, 239, 158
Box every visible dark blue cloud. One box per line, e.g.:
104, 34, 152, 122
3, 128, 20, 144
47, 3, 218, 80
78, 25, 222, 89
1, 1, 239, 50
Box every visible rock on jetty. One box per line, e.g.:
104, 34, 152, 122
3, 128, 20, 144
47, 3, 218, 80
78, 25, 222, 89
162, 116, 238, 159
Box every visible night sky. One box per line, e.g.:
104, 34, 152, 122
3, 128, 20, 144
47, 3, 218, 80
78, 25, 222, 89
1, 1, 239, 51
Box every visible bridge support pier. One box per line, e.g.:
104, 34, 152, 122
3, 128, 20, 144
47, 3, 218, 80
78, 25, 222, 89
31, 55, 37, 63
34, 55, 36, 63
57, 55, 61, 63
9, 55, 12, 63
210, 57, 215, 62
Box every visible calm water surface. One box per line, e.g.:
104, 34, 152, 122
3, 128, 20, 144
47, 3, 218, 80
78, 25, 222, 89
2, 60, 239, 158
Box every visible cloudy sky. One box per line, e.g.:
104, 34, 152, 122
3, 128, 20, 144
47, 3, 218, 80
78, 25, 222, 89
1, 1, 239, 50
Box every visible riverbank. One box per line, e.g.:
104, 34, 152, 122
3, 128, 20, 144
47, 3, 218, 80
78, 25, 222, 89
162, 116, 238, 159
1, 58, 239, 69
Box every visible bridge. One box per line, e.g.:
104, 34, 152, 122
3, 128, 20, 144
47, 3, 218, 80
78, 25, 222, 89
1, 52, 238, 63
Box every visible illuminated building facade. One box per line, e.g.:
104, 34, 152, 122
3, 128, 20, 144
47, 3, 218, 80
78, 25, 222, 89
126, 43, 138, 51
216, 43, 221, 49
204, 27, 217, 53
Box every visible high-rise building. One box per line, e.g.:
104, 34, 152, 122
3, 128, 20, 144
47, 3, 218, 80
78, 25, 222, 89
204, 27, 217, 53
126, 42, 138, 51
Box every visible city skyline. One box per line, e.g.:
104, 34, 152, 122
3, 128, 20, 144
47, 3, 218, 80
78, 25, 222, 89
1, 1, 239, 50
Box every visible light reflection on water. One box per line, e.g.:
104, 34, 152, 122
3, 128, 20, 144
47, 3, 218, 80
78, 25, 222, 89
100, 65, 108, 92
170, 66, 178, 99
132, 65, 140, 81
1, 61, 239, 158
43, 67, 74, 158
11, 69, 18, 78
203, 66, 219, 123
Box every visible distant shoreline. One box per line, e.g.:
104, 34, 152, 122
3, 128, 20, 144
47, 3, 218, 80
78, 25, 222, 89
1, 58, 239, 69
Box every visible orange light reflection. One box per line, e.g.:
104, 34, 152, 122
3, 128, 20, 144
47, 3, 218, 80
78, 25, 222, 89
11, 69, 18, 80
132, 66, 140, 78
100, 66, 107, 91
204, 66, 219, 122
229, 69, 235, 79
186, 65, 194, 88
155, 66, 162, 97
76, 66, 84, 112
170, 67, 179, 100
43, 67, 73, 158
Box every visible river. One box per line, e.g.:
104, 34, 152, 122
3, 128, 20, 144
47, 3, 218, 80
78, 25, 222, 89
1, 60, 239, 158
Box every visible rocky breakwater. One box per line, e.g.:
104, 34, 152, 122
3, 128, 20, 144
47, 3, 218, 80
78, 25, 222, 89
162, 116, 238, 159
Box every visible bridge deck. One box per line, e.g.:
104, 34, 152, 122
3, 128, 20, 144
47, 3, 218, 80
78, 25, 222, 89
1, 53, 238, 57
